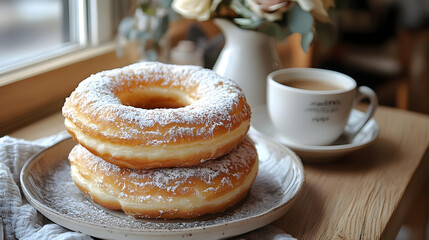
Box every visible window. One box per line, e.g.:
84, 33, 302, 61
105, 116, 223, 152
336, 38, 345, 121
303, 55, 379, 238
0, 0, 135, 135
0, 0, 130, 74
0, 0, 87, 73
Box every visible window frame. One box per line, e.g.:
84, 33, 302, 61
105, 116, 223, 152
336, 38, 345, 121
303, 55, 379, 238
0, 0, 137, 135
0, 0, 87, 75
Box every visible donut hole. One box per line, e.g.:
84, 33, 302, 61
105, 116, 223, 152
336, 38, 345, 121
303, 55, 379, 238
118, 87, 194, 109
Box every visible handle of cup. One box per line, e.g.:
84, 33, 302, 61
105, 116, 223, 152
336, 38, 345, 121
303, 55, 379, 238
346, 86, 378, 137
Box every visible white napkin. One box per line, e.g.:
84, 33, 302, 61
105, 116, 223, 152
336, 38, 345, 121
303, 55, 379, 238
0, 132, 296, 240
0, 131, 91, 240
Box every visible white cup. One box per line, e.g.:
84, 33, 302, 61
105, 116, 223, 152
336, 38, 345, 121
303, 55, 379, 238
267, 68, 378, 146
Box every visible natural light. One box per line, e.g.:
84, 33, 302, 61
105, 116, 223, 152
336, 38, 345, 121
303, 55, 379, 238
0, 0, 83, 73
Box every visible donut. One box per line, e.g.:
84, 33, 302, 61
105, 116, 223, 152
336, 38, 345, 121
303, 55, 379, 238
68, 137, 259, 219
62, 62, 251, 169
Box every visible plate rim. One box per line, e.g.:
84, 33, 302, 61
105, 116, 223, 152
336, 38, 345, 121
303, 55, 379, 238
20, 134, 304, 238
251, 105, 380, 153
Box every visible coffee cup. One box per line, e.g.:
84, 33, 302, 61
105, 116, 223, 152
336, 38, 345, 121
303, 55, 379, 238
267, 68, 378, 146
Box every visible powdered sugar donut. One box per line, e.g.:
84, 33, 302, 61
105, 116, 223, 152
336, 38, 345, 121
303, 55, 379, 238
62, 62, 251, 169
68, 136, 258, 219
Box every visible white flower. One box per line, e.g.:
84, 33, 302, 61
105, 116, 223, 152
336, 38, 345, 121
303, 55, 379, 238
295, 0, 334, 22
172, 0, 221, 21
246, 0, 294, 21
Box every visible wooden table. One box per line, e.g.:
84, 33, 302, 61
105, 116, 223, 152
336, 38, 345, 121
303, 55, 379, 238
10, 106, 429, 240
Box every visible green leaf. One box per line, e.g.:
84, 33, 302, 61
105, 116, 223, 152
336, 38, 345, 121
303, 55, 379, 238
258, 21, 291, 40
301, 30, 314, 52
159, 0, 173, 8
288, 5, 314, 34
233, 18, 255, 27
230, 0, 259, 20
118, 17, 134, 39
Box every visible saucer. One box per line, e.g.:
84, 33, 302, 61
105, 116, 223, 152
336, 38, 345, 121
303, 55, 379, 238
251, 105, 380, 161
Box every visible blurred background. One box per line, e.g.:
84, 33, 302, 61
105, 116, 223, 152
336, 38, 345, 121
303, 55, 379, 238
164, 0, 429, 114
312, 0, 429, 114
1, 0, 428, 113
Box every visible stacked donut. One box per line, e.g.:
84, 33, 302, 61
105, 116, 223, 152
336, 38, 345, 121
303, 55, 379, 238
62, 62, 258, 219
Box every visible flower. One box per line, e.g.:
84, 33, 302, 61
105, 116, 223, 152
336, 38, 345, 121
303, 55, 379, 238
171, 0, 335, 51
172, 0, 222, 21
246, 0, 295, 21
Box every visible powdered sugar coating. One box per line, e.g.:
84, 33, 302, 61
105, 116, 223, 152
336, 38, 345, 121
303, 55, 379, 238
69, 136, 257, 200
62, 62, 251, 145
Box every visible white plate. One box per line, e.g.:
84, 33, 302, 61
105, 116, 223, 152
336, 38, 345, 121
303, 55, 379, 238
251, 105, 380, 161
20, 131, 304, 240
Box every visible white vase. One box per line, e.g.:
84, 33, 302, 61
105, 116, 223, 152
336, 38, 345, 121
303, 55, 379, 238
213, 19, 282, 108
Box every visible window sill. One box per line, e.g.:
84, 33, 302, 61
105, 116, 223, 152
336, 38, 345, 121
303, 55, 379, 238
9, 111, 65, 141
0, 42, 139, 136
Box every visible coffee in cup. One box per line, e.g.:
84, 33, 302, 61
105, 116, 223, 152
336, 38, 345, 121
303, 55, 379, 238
281, 79, 344, 91
267, 68, 378, 146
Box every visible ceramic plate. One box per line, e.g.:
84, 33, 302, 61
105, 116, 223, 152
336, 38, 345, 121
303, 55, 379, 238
251, 105, 380, 161
20, 131, 304, 240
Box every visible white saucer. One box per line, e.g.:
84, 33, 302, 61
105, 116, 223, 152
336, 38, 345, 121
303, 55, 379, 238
20, 133, 304, 240
251, 105, 380, 161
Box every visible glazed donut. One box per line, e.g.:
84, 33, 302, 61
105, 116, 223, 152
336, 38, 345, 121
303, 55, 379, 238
62, 62, 251, 169
68, 137, 258, 219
